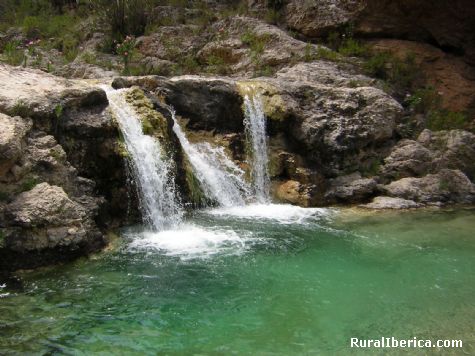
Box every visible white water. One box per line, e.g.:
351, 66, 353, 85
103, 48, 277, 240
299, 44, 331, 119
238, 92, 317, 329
128, 225, 253, 260
104, 87, 183, 231
243, 94, 270, 203
207, 204, 332, 224
103, 86, 330, 259
170, 109, 252, 207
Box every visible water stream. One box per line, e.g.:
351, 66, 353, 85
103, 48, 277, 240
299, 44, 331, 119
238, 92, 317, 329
243, 94, 270, 203
170, 108, 252, 207
104, 87, 183, 231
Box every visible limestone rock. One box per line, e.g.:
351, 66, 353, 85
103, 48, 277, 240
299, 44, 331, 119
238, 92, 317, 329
383, 169, 475, 204
282, 0, 475, 65
360, 196, 422, 209
275, 180, 317, 207
325, 173, 377, 203
0, 113, 32, 176
380, 139, 433, 179
6, 183, 86, 228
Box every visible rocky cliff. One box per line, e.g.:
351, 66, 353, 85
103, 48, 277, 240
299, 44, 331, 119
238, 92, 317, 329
1, 0, 475, 273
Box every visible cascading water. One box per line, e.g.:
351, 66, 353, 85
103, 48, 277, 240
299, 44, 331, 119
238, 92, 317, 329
243, 94, 270, 203
170, 109, 252, 207
103, 86, 183, 231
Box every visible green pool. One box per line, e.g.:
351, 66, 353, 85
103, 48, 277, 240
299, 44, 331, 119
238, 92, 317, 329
1, 205, 474, 355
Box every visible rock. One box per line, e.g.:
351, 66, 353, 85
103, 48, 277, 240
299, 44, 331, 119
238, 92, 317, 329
0, 64, 108, 127
114, 75, 245, 133
380, 139, 433, 179
6, 183, 85, 228
383, 169, 475, 204
1, 182, 105, 269
368, 39, 475, 115
275, 180, 317, 207
196, 16, 325, 76
325, 173, 377, 203
360, 196, 422, 209
0, 113, 32, 177
273, 62, 402, 175
417, 129, 475, 181
284, 0, 365, 37
282, 0, 475, 65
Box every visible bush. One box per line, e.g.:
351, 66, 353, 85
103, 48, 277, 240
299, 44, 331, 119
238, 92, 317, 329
426, 110, 468, 131
1, 40, 25, 66
338, 38, 367, 57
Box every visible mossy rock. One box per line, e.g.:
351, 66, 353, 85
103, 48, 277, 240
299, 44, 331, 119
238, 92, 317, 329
237, 81, 287, 121
124, 87, 171, 143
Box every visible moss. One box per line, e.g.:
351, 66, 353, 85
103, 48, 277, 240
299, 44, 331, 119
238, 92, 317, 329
124, 87, 173, 150
184, 160, 209, 208
0, 191, 10, 202
20, 177, 38, 192
237, 81, 286, 121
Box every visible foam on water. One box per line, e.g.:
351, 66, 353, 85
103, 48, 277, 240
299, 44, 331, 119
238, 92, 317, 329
128, 226, 254, 259
206, 203, 332, 224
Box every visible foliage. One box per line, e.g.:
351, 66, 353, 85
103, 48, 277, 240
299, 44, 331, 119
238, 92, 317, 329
0, 191, 10, 202
364, 51, 420, 93
426, 110, 468, 131
315, 46, 340, 61
116, 35, 136, 74
20, 177, 38, 192
406, 87, 441, 114
338, 38, 367, 57
89, 0, 152, 39
1, 40, 25, 66
11, 99, 31, 117
205, 54, 229, 75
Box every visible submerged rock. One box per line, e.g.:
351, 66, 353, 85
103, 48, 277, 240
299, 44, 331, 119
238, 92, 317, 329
360, 196, 422, 209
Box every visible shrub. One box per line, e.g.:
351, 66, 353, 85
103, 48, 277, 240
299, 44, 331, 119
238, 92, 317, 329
426, 110, 468, 131
11, 99, 31, 117
406, 87, 441, 114
116, 35, 136, 74
316, 47, 339, 61
1, 40, 25, 66
20, 177, 38, 192
338, 38, 367, 57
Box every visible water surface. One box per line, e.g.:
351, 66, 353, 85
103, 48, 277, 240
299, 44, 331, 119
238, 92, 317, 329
1, 206, 474, 355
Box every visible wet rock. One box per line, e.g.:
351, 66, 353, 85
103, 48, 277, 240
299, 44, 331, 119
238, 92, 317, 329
360, 196, 422, 209
275, 179, 318, 207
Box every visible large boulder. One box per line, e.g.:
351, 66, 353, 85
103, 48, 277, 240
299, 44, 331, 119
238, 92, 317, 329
383, 169, 475, 204
325, 173, 377, 203
282, 0, 475, 65
1, 183, 104, 270
381, 129, 475, 181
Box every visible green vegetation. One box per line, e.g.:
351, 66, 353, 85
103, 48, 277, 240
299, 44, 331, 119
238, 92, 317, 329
1, 41, 26, 66
10, 99, 31, 117
406, 86, 469, 131
0, 191, 10, 202
241, 30, 271, 76
20, 177, 39, 192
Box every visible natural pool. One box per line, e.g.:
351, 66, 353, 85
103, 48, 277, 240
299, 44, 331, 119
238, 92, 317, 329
1, 206, 474, 355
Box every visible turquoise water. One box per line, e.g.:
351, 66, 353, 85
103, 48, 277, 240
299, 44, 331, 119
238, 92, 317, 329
1, 206, 475, 355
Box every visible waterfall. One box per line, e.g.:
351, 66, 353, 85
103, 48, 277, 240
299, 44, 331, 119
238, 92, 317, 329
104, 87, 183, 231
170, 109, 252, 207
243, 94, 270, 203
